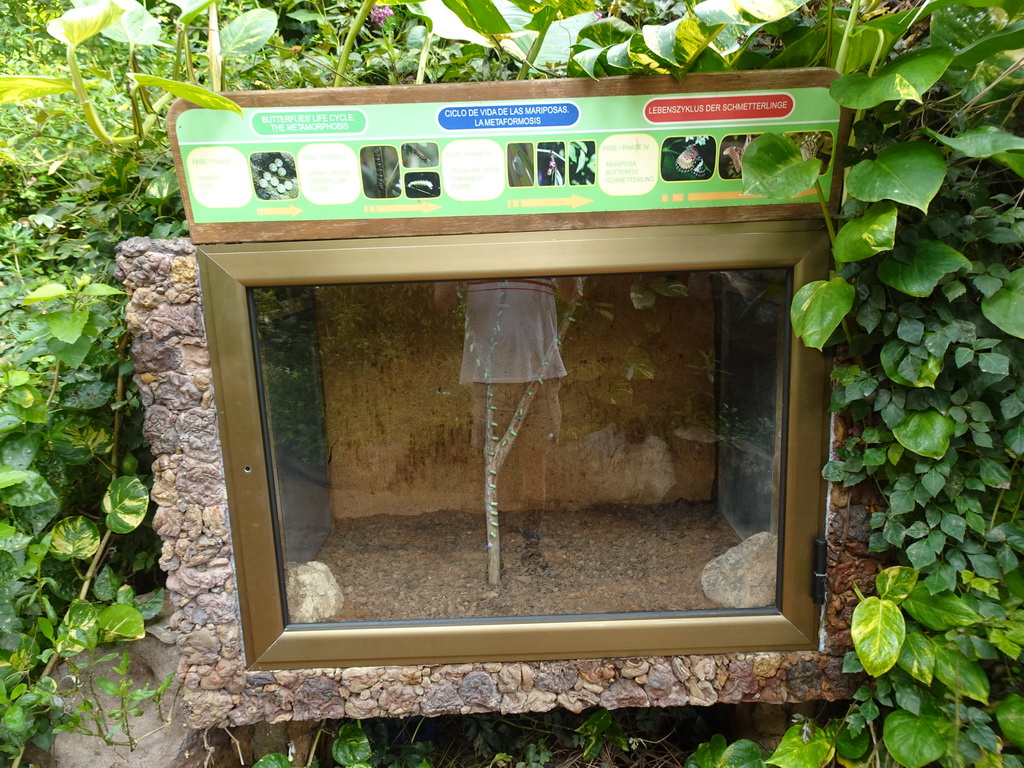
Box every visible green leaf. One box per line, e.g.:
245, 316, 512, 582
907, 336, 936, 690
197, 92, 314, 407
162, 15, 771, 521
22, 284, 69, 304
924, 125, 1024, 158
627, 30, 673, 73
834, 201, 897, 263
93, 565, 120, 602
47, 0, 124, 45
981, 268, 1024, 339
82, 283, 124, 297
735, 0, 806, 22
169, 0, 217, 26
48, 335, 93, 369
0, 467, 30, 489
46, 310, 90, 344
993, 151, 1024, 178
129, 75, 243, 116
846, 142, 946, 213
408, 0, 489, 44
103, 476, 149, 534
1007, 423, 1024, 457
830, 45, 955, 108
0, 76, 76, 105
630, 280, 656, 309
56, 600, 100, 656
997, 695, 1024, 749
251, 753, 292, 765
767, 723, 834, 768
897, 631, 935, 685
577, 17, 635, 46
686, 734, 765, 768
333, 722, 373, 766
253, 756, 292, 768
50, 516, 101, 560
851, 596, 905, 676
0, 470, 57, 507
878, 240, 971, 297
742, 133, 821, 200
73, 0, 162, 46
220, 9, 277, 57
3, 704, 27, 734
97, 604, 145, 642
790, 278, 854, 350
902, 584, 981, 630
882, 711, 949, 768
439, 0, 513, 34
933, 644, 989, 704
880, 341, 942, 388
876, 566, 918, 601
893, 409, 955, 459
951, 19, 1024, 73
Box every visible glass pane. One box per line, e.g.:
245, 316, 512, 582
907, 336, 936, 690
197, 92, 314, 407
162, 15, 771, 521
251, 269, 788, 625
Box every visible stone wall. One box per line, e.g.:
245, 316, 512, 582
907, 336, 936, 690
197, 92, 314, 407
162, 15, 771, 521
116, 237, 875, 729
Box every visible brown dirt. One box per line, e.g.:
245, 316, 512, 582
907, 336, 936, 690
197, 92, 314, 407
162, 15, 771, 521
315, 500, 740, 622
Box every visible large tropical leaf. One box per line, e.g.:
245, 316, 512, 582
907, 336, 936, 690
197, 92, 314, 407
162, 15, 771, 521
130, 74, 243, 115
0, 76, 75, 105
846, 142, 946, 213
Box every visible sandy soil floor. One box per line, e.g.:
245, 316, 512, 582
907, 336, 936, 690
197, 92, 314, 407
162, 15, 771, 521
313, 500, 740, 622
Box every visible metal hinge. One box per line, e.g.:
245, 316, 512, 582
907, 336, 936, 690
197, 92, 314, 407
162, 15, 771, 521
812, 537, 828, 605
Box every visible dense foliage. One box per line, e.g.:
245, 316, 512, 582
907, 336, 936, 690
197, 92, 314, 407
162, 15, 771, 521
2, 0, 1024, 765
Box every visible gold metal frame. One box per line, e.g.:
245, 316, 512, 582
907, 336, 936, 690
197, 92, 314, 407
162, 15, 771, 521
199, 220, 830, 670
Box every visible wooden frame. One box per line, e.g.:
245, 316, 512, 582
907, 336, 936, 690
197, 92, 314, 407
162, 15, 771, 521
198, 220, 831, 670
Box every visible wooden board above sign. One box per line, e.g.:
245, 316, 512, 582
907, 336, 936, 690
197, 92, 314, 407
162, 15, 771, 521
168, 70, 849, 245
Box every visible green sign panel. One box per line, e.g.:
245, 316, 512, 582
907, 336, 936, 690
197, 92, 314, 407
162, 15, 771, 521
174, 85, 840, 226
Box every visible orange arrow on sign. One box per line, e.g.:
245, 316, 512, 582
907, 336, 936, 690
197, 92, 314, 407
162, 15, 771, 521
256, 205, 303, 217
363, 201, 443, 214
509, 194, 592, 210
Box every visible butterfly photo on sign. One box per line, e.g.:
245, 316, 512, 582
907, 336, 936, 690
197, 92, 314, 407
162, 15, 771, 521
660, 136, 716, 182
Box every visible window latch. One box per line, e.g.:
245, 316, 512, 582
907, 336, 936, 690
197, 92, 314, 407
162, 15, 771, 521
812, 537, 827, 605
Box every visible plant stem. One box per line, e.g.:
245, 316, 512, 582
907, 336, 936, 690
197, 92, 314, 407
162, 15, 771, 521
45, 359, 62, 410
517, 21, 550, 80
415, 29, 432, 84
834, 0, 861, 73
207, 2, 222, 91
332, 0, 376, 87
814, 179, 837, 246
66, 45, 114, 145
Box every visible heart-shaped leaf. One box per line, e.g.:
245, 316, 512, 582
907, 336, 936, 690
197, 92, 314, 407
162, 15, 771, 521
98, 604, 145, 642
790, 277, 854, 350
48, 1, 124, 45
878, 240, 970, 297
440, 0, 514, 35
981, 268, 1024, 339
830, 46, 954, 108
834, 201, 897, 263
742, 132, 820, 199
997, 695, 1024, 749
50, 516, 101, 559
220, 9, 277, 57
846, 142, 946, 213
897, 631, 935, 685
902, 583, 981, 630
882, 711, 950, 768
851, 596, 905, 676
893, 409, 955, 459
103, 475, 149, 534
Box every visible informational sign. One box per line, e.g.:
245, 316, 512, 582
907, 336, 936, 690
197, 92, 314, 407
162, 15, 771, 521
169, 72, 846, 243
